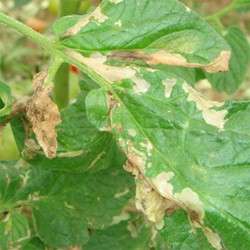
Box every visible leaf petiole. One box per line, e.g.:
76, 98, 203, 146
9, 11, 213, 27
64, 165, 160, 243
0, 12, 53, 52
0, 11, 112, 100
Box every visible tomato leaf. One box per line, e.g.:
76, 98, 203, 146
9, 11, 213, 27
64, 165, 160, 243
54, 0, 231, 72
86, 88, 110, 130
110, 70, 250, 249
156, 210, 215, 250
0, 211, 30, 249
84, 220, 150, 250
81, 56, 250, 249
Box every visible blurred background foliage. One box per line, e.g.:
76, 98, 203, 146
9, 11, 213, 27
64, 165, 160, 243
0, 0, 249, 160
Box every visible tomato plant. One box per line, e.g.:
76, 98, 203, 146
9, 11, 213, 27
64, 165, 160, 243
0, 0, 249, 249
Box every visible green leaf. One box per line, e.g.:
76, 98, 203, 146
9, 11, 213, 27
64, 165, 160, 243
57, 92, 105, 152
0, 211, 31, 250
16, 118, 132, 248
2, 2, 250, 248
84, 221, 150, 250
0, 81, 12, 117
205, 27, 250, 93
156, 66, 197, 86
156, 210, 214, 250
0, 161, 33, 249
86, 88, 110, 130
33, 199, 89, 248
0, 152, 133, 248
59, 0, 82, 16
0, 88, 133, 248
234, 0, 250, 10
29, 164, 134, 247
0, 161, 22, 204
29, 162, 134, 229
92, 66, 250, 249
22, 237, 45, 250
54, 0, 230, 72
28, 92, 125, 173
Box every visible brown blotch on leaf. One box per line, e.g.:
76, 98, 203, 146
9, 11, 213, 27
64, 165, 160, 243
124, 160, 178, 229
26, 72, 61, 158
110, 50, 231, 73
64, 6, 108, 36
143, 50, 231, 73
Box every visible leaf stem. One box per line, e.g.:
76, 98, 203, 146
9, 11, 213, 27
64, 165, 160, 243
56, 50, 111, 91
0, 12, 53, 51
0, 11, 111, 94
45, 56, 64, 86
52, 0, 82, 109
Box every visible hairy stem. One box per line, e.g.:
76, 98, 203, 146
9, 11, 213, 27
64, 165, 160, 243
0, 12, 52, 51
0, 11, 111, 94
46, 56, 64, 86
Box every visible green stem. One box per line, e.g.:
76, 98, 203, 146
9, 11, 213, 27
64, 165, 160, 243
0, 12, 52, 51
53, 0, 82, 109
206, 0, 237, 21
57, 50, 111, 91
0, 11, 111, 94
45, 56, 64, 86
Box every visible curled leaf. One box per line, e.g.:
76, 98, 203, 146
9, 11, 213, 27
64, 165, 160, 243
26, 72, 61, 158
